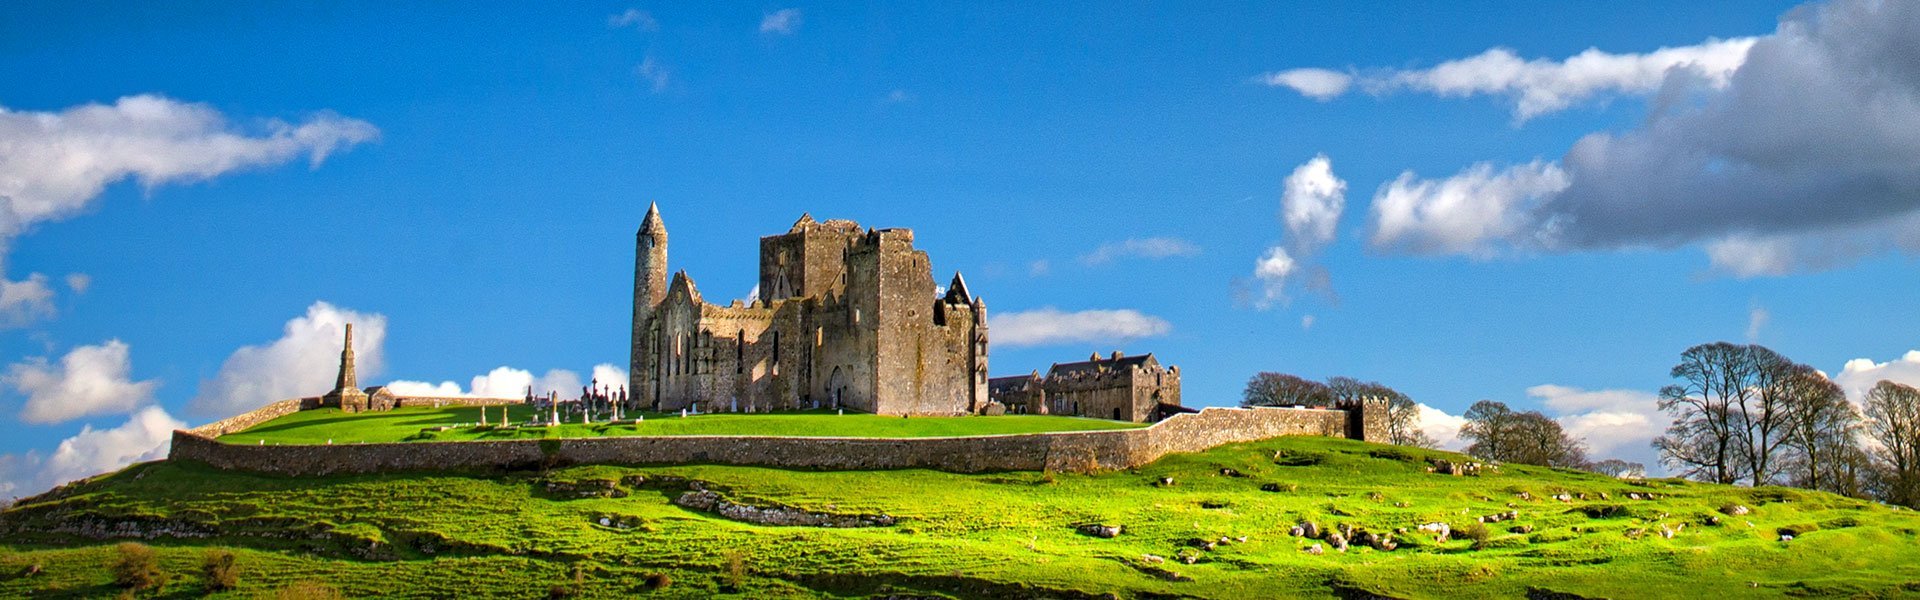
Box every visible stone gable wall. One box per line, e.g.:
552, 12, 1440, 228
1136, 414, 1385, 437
170, 405, 1367, 476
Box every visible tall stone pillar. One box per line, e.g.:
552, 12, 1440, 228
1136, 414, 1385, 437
322, 323, 370, 412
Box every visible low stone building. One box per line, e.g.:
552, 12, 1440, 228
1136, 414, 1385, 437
989, 351, 1187, 423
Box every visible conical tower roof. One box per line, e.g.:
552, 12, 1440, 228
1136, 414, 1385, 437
639, 202, 665, 236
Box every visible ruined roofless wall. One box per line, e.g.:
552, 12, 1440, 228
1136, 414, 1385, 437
169, 405, 1363, 476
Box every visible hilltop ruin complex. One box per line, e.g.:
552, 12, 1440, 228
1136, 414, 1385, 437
628, 204, 991, 416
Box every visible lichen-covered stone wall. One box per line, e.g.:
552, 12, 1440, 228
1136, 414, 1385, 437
170, 405, 1367, 476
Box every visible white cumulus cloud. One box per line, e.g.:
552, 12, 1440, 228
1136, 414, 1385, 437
1253, 154, 1346, 308
383, 380, 464, 396
1416, 403, 1468, 450
1358, 0, 1920, 275
591, 364, 629, 389
1368, 160, 1570, 256
1528, 384, 1665, 470
1834, 350, 1920, 404
7, 339, 159, 424
989, 307, 1172, 348
0, 406, 183, 501
188, 301, 386, 418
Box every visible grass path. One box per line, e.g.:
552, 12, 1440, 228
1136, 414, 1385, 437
218, 406, 1144, 445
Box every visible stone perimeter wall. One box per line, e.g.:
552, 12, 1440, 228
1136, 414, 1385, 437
170, 405, 1355, 476
187, 396, 521, 438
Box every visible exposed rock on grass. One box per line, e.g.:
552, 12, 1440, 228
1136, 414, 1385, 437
673, 490, 894, 528
1075, 524, 1121, 538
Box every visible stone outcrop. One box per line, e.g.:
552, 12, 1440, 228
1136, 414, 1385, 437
672, 489, 894, 528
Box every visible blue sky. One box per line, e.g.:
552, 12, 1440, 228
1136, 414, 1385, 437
4, 1, 1919, 496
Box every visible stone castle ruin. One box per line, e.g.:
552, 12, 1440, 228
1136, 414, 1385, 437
628, 205, 991, 416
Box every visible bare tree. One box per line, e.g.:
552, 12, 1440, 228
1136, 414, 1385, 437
1655, 342, 1749, 484
1460, 400, 1587, 468
1734, 347, 1803, 486
1780, 368, 1865, 495
1656, 342, 1830, 486
1241, 373, 1332, 408
1590, 459, 1646, 479
1865, 380, 1920, 508
1385, 395, 1437, 448
1461, 400, 1519, 462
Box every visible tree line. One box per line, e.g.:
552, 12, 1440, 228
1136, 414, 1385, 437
1654, 342, 1920, 507
1241, 341, 1920, 509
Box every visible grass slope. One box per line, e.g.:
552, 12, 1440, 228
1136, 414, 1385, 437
219, 407, 1143, 445
4, 436, 1918, 598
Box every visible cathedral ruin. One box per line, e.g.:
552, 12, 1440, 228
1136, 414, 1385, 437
628, 204, 991, 416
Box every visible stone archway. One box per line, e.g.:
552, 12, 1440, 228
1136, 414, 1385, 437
827, 366, 847, 410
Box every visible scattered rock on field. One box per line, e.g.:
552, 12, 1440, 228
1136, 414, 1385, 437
1076, 524, 1123, 538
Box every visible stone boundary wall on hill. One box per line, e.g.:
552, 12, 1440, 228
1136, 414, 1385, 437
186, 395, 523, 438
170, 405, 1358, 476
187, 398, 312, 437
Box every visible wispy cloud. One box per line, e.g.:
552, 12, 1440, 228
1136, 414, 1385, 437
1080, 237, 1201, 265
759, 8, 802, 35
1261, 37, 1755, 122
635, 56, 671, 93
989, 307, 1172, 347
0, 96, 376, 327
608, 8, 659, 31
1745, 304, 1770, 342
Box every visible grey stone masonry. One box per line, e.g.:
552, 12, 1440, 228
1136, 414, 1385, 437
629, 207, 988, 417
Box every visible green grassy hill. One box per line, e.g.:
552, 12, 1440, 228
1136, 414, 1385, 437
3, 436, 1917, 599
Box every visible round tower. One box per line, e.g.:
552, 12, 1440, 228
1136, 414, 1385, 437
632, 202, 668, 396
